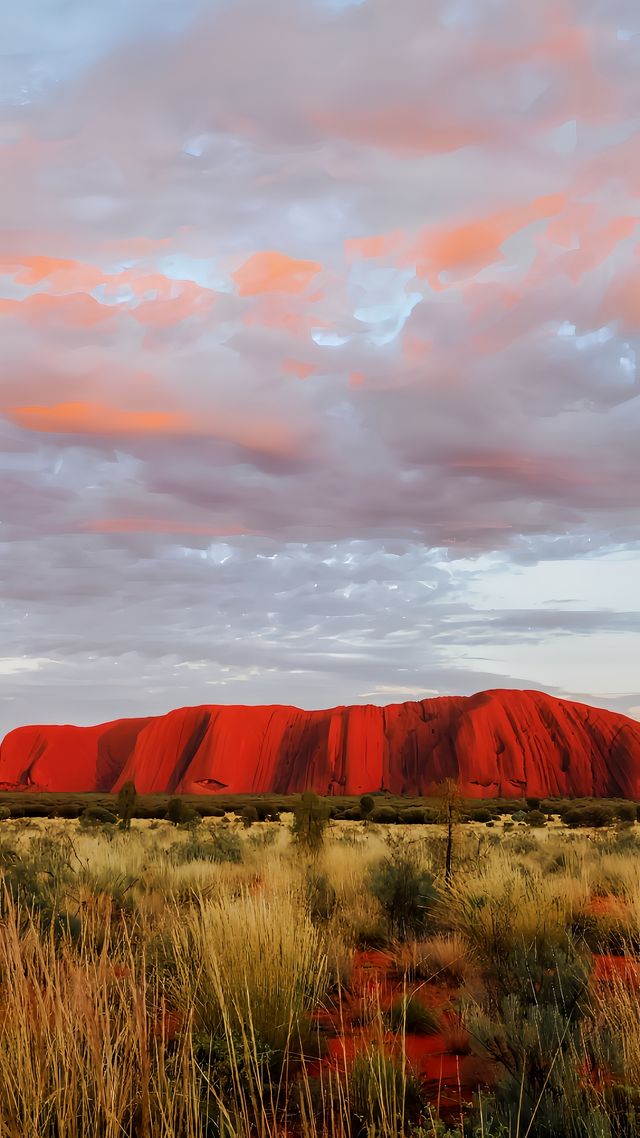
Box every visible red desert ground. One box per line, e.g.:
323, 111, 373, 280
1, 688, 639, 798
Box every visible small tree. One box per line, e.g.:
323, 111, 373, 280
241, 805, 259, 829
360, 795, 375, 822
432, 778, 463, 886
167, 796, 187, 825
116, 780, 137, 832
292, 791, 330, 855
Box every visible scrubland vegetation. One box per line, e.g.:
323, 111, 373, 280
1, 796, 640, 1136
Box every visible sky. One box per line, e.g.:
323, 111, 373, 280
1, 0, 640, 734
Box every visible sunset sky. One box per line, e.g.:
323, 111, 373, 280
1, 0, 640, 733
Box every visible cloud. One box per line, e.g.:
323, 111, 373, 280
8, 401, 188, 436
232, 251, 322, 296
1, 0, 639, 731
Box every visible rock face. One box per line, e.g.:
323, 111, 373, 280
1, 689, 640, 798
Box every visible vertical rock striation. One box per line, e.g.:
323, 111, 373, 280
1, 689, 639, 798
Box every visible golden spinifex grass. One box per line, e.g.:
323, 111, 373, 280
167, 889, 331, 1050
0, 815, 640, 1135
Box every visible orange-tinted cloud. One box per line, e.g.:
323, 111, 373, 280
233, 251, 321, 297
345, 231, 406, 260
282, 358, 317, 379
7, 399, 300, 459
313, 108, 490, 157
411, 194, 566, 286
449, 450, 592, 489
6, 396, 300, 457
86, 518, 252, 536
129, 282, 216, 327
598, 271, 640, 332
243, 296, 325, 338
403, 334, 431, 363
0, 293, 117, 327
9, 401, 188, 436
522, 204, 638, 288
0, 255, 104, 292
551, 216, 637, 284
0, 255, 217, 327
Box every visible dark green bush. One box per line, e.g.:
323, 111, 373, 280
171, 829, 243, 865
370, 807, 399, 824
340, 807, 362, 821
116, 780, 137, 831
360, 795, 376, 819
366, 849, 438, 939
292, 792, 330, 854
79, 806, 118, 826
178, 809, 202, 828
192, 1028, 277, 1110
305, 871, 337, 923
565, 804, 616, 828
525, 809, 547, 827
470, 808, 492, 823
399, 808, 426, 824
240, 805, 259, 828
166, 797, 188, 824
386, 995, 440, 1035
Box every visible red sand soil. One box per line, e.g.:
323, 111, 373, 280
592, 953, 640, 987
307, 949, 497, 1122
309, 942, 640, 1120
2, 689, 640, 796
587, 895, 629, 918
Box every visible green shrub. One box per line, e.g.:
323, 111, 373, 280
79, 806, 118, 827
292, 792, 330, 854
340, 807, 362, 821
615, 801, 636, 823
0, 806, 11, 821
366, 849, 438, 939
508, 833, 537, 854
240, 805, 259, 829
171, 829, 243, 865
192, 1028, 277, 1111
386, 995, 441, 1035
525, 809, 547, 827
470, 808, 492, 823
203, 806, 226, 818
305, 871, 337, 923
259, 807, 281, 822
565, 804, 616, 828
166, 797, 188, 824
370, 807, 399, 824
525, 796, 541, 811
247, 827, 278, 851
400, 808, 426, 824
511, 810, 527, 822
178, 809, 201, 829
359, 795, 375, 819
345, 1047, 424, 1134
116, 780, 137, 831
